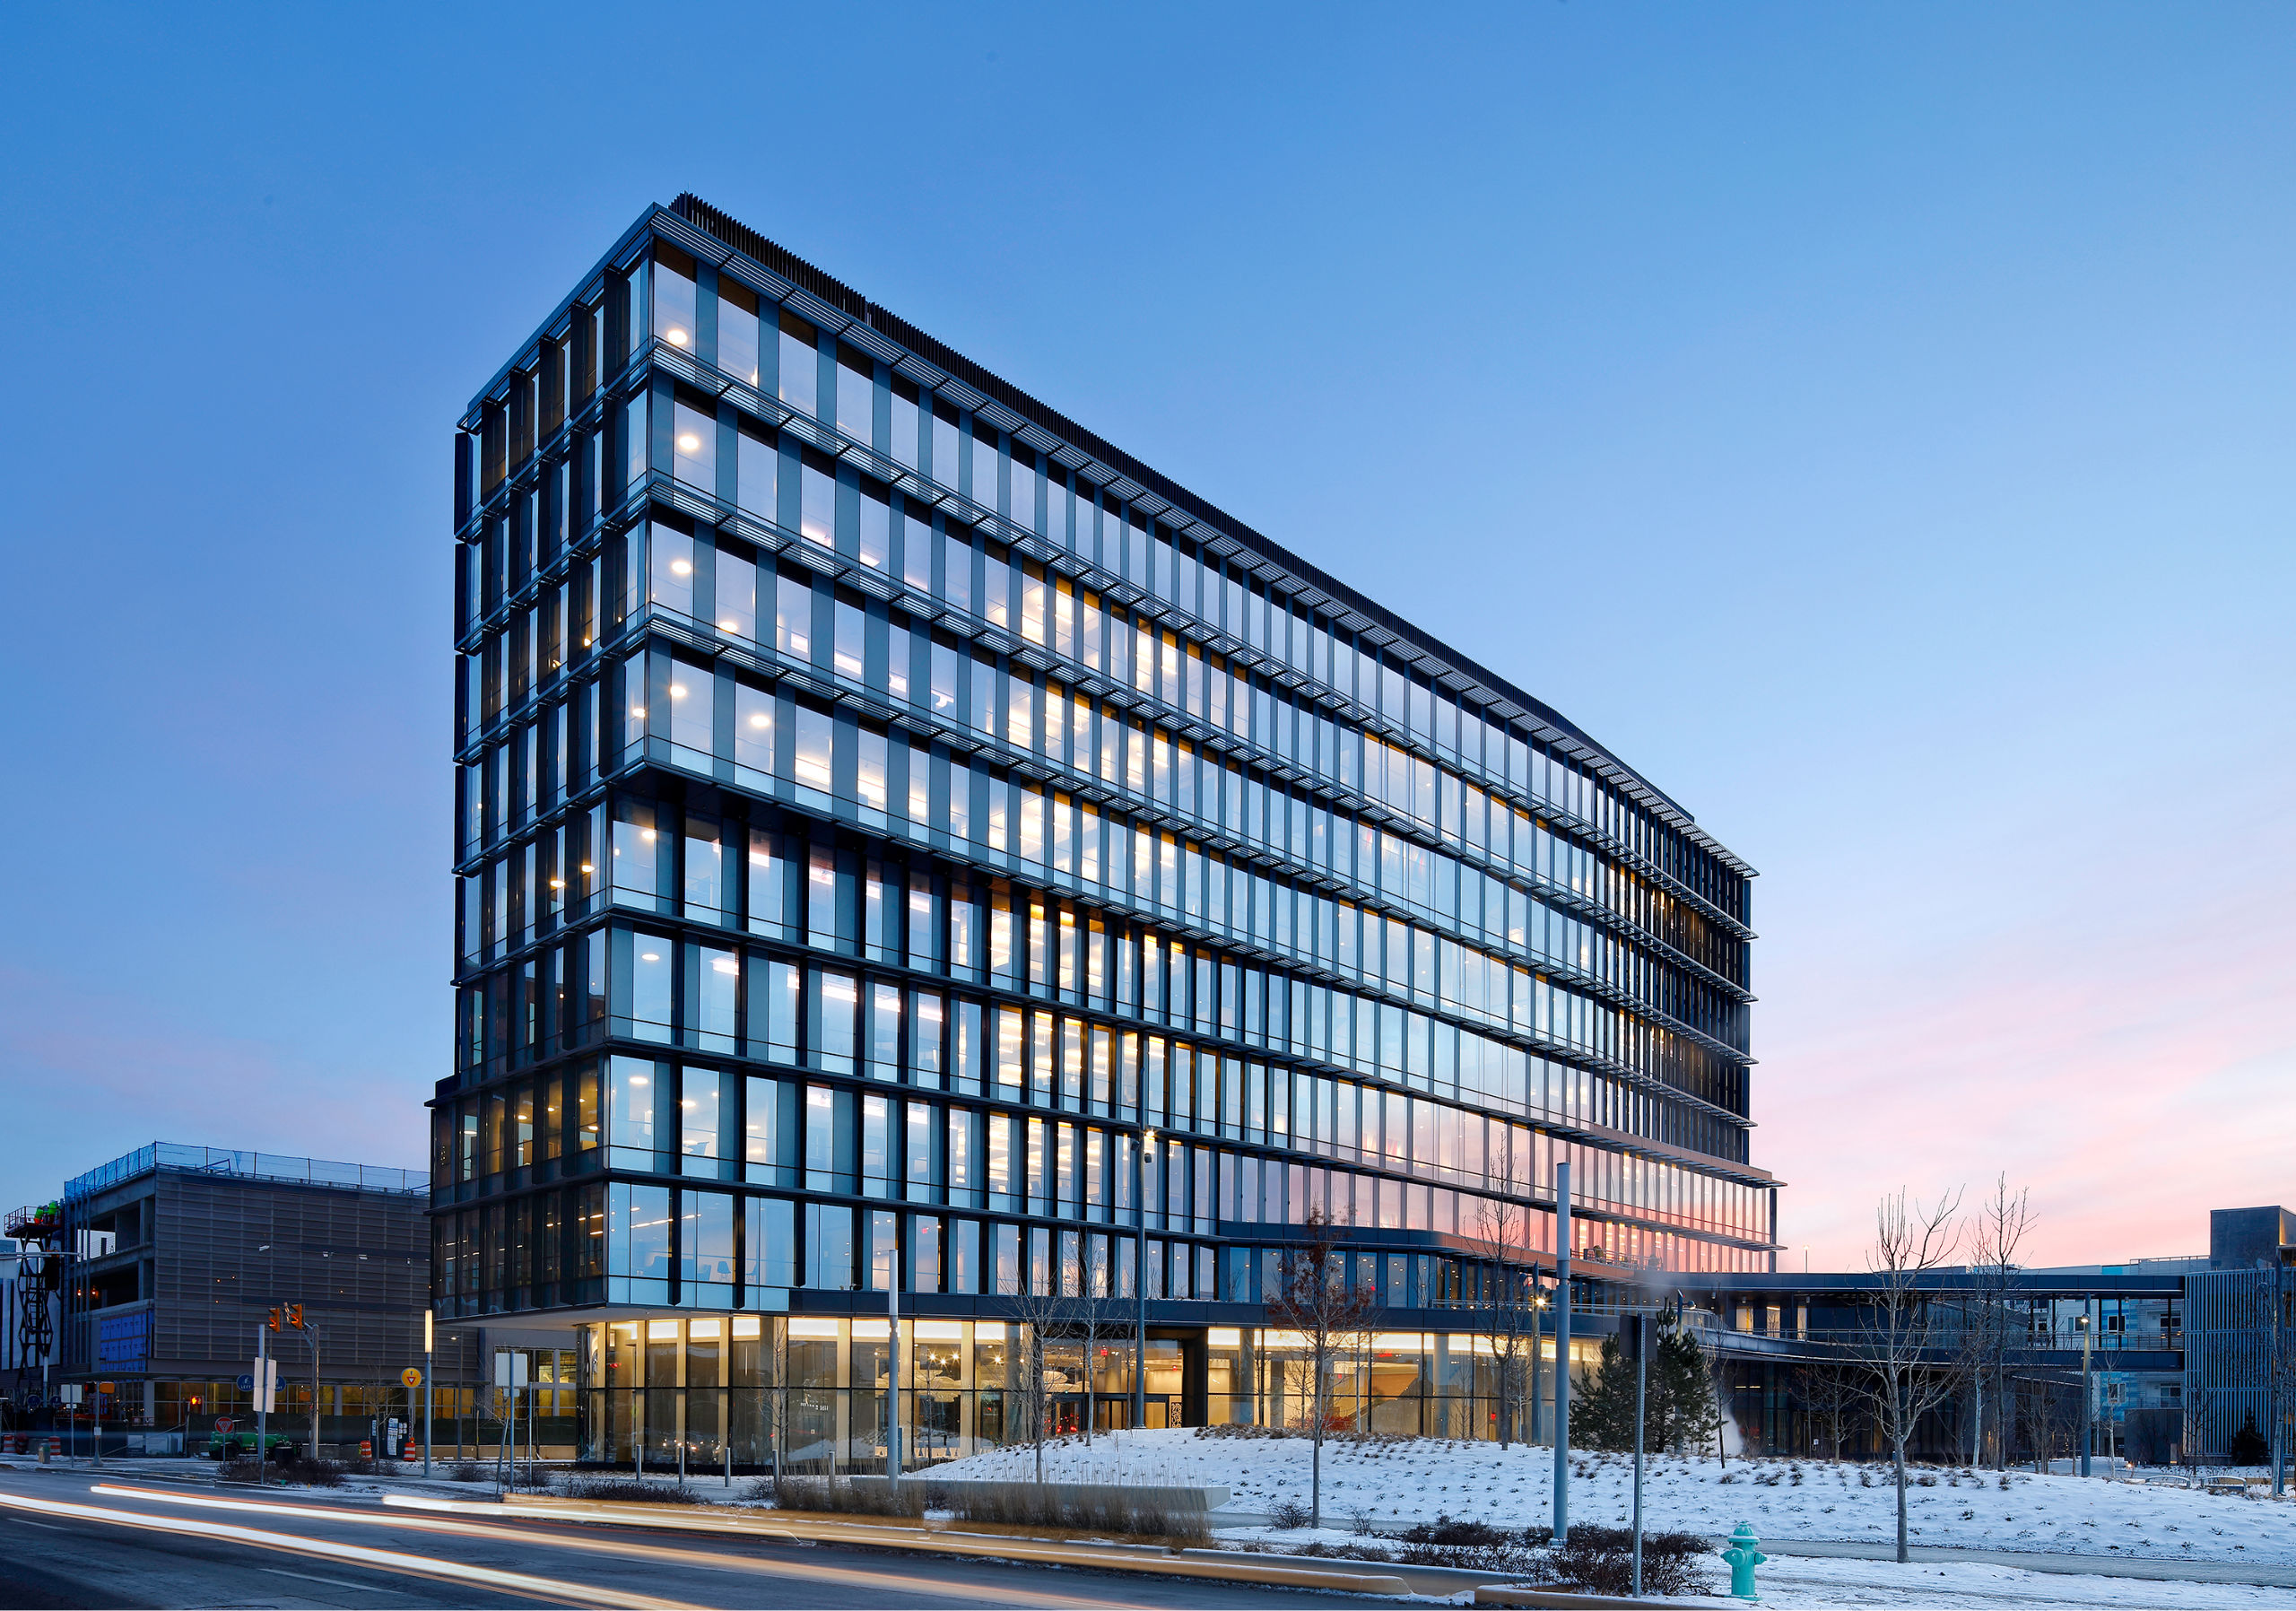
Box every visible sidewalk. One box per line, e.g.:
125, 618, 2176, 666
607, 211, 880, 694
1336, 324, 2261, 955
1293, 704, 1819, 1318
1768, 1539, 2296, 1589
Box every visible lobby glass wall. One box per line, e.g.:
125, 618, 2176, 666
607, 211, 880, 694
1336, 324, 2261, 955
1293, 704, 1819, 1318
573, 1315, 1605, 1470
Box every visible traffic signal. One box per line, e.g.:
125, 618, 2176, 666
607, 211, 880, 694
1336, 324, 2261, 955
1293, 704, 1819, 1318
266, 1308, 281, 1332
286, 1303, 304, 1329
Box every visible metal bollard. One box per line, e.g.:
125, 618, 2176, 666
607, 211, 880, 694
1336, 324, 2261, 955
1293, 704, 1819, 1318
1722, 1522, 1767, 1602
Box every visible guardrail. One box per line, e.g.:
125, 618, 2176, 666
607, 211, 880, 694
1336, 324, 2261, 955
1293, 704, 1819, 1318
65, 1145, 427, 1200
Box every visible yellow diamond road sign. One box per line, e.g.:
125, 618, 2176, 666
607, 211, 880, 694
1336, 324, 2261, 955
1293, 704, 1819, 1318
401, 1367, 422, 1389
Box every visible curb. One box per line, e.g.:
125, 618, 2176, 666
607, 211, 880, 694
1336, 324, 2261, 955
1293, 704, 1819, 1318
1474, 1591, 1738, 1609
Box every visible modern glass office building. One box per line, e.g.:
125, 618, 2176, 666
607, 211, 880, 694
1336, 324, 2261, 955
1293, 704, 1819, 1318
436, 196, 1772, 1467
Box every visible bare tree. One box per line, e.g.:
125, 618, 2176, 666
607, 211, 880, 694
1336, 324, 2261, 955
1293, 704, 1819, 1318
1960, 1175, 2037, 1471
1006, 1267, 1073, 1486
763, 1318, 789, 1485
2015, 1373, 2073, 1474
1469, 1180, 1540, 1449
1844, 1188, 1962, 1563
2179, 1379, 2214, 1489
1074, 1237, 1116, 1448
2265, 1270, 2296, 1493
1796, 1359, 1860, 1463
1265, 1209, 1379, 1529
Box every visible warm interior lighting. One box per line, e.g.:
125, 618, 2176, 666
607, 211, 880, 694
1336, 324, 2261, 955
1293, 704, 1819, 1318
718, 619, 740, 631
665, 328, 690, 347
675, 432, 701, 453
671, 559, 692, 576
749, 713, 769, 728
628, 1075, 648, 1086
669, 684, 687, 699
578, 862, 593, 874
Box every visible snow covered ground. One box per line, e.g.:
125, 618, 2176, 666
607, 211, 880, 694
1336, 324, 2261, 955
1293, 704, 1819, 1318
928, 1430, 2296, 1566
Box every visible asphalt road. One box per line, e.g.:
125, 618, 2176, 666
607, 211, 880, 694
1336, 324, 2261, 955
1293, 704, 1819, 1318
0, 1467, 1401, 1610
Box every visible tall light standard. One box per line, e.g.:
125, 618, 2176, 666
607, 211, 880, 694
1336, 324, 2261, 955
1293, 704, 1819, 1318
1552, 1160, 1572, 1543
885, 1232, 902, 1487
2075, 1307, 2092, 1477
1134, 1129, 1156, 1432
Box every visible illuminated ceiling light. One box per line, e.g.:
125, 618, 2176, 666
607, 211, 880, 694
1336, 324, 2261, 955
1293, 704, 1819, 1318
671, 559, 692, 576
749, 714, 769, 728
630, 1075, 648, 1086
669, 684, 687, 699
665, 327, 690, 347
676, 432, 702, 453
640, 953, 660, 962
641, 830, 657, 841
579, 862, 594, 874
718, 619, 740, 631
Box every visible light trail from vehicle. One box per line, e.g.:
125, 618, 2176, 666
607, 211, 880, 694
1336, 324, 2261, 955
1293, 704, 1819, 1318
0, 1487, 694, 1608
85, 1484, 1170, 1609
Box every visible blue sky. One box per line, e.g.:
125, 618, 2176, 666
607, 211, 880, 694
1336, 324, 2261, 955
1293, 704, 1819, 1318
1, 4, 2286, 1264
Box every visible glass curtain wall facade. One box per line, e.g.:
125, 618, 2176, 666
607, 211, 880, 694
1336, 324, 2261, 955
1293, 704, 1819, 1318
436, 196, 1772, 1467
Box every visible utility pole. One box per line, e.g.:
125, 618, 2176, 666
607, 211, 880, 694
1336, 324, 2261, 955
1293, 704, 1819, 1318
1135, 1128, 1155, 1434
1552, 1160, 1572, 1544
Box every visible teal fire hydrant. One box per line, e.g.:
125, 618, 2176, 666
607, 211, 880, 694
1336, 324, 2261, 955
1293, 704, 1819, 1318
1722, 1523, 1766, 1601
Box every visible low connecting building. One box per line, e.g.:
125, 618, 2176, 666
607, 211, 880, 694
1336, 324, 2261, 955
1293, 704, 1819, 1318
1682, 1206, 2292, 1467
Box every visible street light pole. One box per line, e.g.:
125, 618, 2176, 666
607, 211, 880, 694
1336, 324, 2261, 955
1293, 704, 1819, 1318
1552, 1160, 1572, 1544
422, 1308, 433, 1477
2077, 1306, 2093, 1478
887, 1236, 902, 1487
1135, 1129, 1156, 1433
